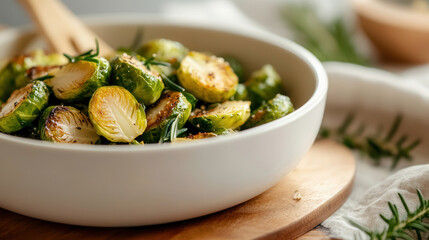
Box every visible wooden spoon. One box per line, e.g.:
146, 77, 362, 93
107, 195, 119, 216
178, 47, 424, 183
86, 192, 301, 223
18, 0, 114, 56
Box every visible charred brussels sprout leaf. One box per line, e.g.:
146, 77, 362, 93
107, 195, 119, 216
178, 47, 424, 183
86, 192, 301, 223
48, 57, 110, 101
177, 51, 238, 103
0, 50, 66, 102
0, 81, 49, 133
188, 101, 251, 132
141, 91, 192, 143
230, 84, 248, 101
138, 38, 188, 68
89, 86, 147, 142
245, 64, 284, 108
110, 53, 164, 105
39, 106, 100, 144
242, 94, 294, 130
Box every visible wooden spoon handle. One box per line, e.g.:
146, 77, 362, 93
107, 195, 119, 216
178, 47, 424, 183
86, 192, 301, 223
18, 0, 114, 56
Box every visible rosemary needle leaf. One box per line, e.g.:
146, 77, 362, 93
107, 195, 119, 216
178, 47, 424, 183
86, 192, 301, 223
63, 39, 100, 63
169, 115, 180, 143
319, 114, 421, 169
281, 4, 371, 66
161, 73, 186, 92
399, 193, 411, 215
159, 118, 175, 143
350, 189, 429, 240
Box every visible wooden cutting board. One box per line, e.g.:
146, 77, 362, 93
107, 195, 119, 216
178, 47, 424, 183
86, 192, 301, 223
0, 140, 355, 240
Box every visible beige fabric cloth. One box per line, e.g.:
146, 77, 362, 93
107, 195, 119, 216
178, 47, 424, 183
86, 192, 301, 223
323, 164, 429, 239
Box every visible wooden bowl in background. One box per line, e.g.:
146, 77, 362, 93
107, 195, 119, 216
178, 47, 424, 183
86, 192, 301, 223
352, 0, 429, 64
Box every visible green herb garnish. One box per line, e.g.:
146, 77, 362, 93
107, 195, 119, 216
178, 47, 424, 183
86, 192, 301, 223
143, 55, 171, 70
63, 39, 100, 63
320, 114, 421, 169
161, 73, 185, 92
350, 189, 429, 240
158, 114, 186, 143
281, 4, 370, 65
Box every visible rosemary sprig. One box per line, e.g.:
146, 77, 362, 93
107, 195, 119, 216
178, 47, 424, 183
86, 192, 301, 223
161, 73, 185, 92
320, 114, 421, 169
281, 4, 370, 66
350, 189, 429, 240
143, 55, 171, 71
63, 39, 100, 63
158, 114, 187, 143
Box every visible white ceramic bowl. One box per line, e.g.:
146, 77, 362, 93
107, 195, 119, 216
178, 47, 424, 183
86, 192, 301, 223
0, 17, 327, 227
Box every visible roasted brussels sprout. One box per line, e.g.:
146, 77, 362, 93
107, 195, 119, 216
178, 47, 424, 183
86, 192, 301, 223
242, 94, 294, 130
39, 106, 100, 144
245, 64, 283, 108
177, 51, 238, 103
138, 38, 188, 68
222, 56, 245, 83
141, 91, 192, 143
110, 53, 164, 105
188, 101, 251, 132
0, 50, 66, 102
230, 84, 248, 101
0, 81, 49, 133
48, 57, 110, 101
89, 86, 147, 142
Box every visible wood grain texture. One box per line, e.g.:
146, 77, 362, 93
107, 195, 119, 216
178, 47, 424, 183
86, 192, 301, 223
0, 140, 354, 240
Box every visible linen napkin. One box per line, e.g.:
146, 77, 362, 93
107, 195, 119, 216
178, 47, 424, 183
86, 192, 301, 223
323, 164, 429, 239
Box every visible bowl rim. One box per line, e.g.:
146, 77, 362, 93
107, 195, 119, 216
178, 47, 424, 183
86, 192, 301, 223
0, 15, 328, 153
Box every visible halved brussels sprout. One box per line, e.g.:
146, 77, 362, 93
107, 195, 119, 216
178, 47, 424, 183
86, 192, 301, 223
177, 51, 238, 103
48, 57, 110, 101
0, 81, 49, 133
110, 53, 164, 105
141, 91, 192, 143
230, 84, 248, 101
242, 94, 294, 130
188, 101, 251, 132
89, 86, 147, 143
245, 64, 284, 108
137, 38, 188, 68
0, 50, 66, 102
39, 106, 100, 144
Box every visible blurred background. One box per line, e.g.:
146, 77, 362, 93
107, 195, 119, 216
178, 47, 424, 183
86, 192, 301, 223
1, 0, 427, 66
